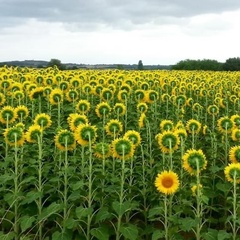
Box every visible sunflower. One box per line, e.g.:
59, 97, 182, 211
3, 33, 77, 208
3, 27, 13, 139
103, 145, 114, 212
224, 163, 240, 183
27, 83, 37, 93
100, 88, 113, 101
161, 93, 170, 102
124, 130, 141, 147
94, 85, 103, 96
49, 88, 64, 105
93, 142, 112, 159
0, 92, 6, 106
25, 125, 42, 143
156, 130, 180, 153
11, 82, 23, 92
231, 128, 240, 142
44, 77, 56, 86
175, 94, 186, 107
231, 114, 240, 128
105, 119, 123, 137
59, 80, 69, 93
207, 105, 219, 116
186, 119, 201, 134
29, 87, 44, 100
70, 78, 82, 89
117, 90, 129, 102
82, 84, 92, 95
55, 129, 76, 151
4, 126, 25, 146
182, 149, 207, 175
13, 90, 25, 101
35, 75, 44, 85
186, 98, 194, 107
67, 113, 88, 132
112, 138, 135, 160
113, 103, 126, 116
138, 113, 146, 128
43, 87, 52, 98
217, 116, 235, 134
137, 102, 148, 114
75, 124, 97, 146
95, 102, 111, 118
155, 170, 180, 195
175, 128, 187, 141
14, 105, 29, 121
229, 146, 240, 163
65, 89, 79, 102
135, 89, 146, 102
0, 79, 11, 91
145, 90, 158, 104
192, 103, 203, 112
140, 82, 149, 90
160, 120, 174, 132
75, 99, 91, 114
0, 106, 17, 124
33, 113, 52, 129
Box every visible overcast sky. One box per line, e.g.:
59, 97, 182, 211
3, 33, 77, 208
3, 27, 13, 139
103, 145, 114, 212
1, 0, 240, 65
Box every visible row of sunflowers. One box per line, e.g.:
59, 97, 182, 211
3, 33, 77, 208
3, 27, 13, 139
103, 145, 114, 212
0, 65, 240, 239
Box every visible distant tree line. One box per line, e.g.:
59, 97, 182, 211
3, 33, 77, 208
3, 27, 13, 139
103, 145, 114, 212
171, 57, 240, 71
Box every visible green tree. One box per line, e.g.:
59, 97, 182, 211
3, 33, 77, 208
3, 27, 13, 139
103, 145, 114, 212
222, 57, 240, 71
47, 59, 65, 70
137, 60, 144, 70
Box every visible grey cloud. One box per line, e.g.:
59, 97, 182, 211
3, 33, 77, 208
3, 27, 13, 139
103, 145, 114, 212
1, 0, 240, 30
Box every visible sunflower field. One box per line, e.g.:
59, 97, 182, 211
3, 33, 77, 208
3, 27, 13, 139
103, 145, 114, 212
0, 66, 240, 240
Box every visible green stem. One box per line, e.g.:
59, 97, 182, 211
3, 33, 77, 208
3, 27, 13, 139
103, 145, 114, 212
233, 172, 237, 240
164, 195, 169, 240
116, 149, 126, 240
14, 134, 19, 240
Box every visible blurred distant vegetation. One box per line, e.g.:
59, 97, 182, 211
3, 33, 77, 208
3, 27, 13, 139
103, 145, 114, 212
1, 57, 240, 71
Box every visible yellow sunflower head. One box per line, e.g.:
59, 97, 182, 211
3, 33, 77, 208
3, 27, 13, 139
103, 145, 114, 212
113, 103, 126, 117
217, 116, 235, 134
182, 149, 207, 175
55, 129, 76, 151
124, 130, 141, 147
93, 142, 112, 159
13, 90, 25, 100
105, 119, 123, 137
65, 89, 79, 102
224, 163, 240, 183
75, 124, 97, 146
33, 113, 52, 129
68, 113, 88, 132
207, 104, 219, 116
0, 106, 17, 124
231, 114, 240, 128
59, 80, 69, 93
49, 88, 64, 105
4, 126, 25, 147
95, 102, 111, 118
231, 128, 240, 142
135, 89, 146, 102
160, 120, 174, 132
100, 88, 114, 101
175, 94, 186, 107
112, 138, 135, 160
156, 130, 180, 154
117, 90, 129, 102
137, 102, 148, 114
25, 125, 42, 143
14, 105, 29, 120
186, 119, 201, 134
145, 90, 158, 104
75, 99, 91, 114
229, 146, 240, 163
29, 87, 44, 100
155, 170, 180, 195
